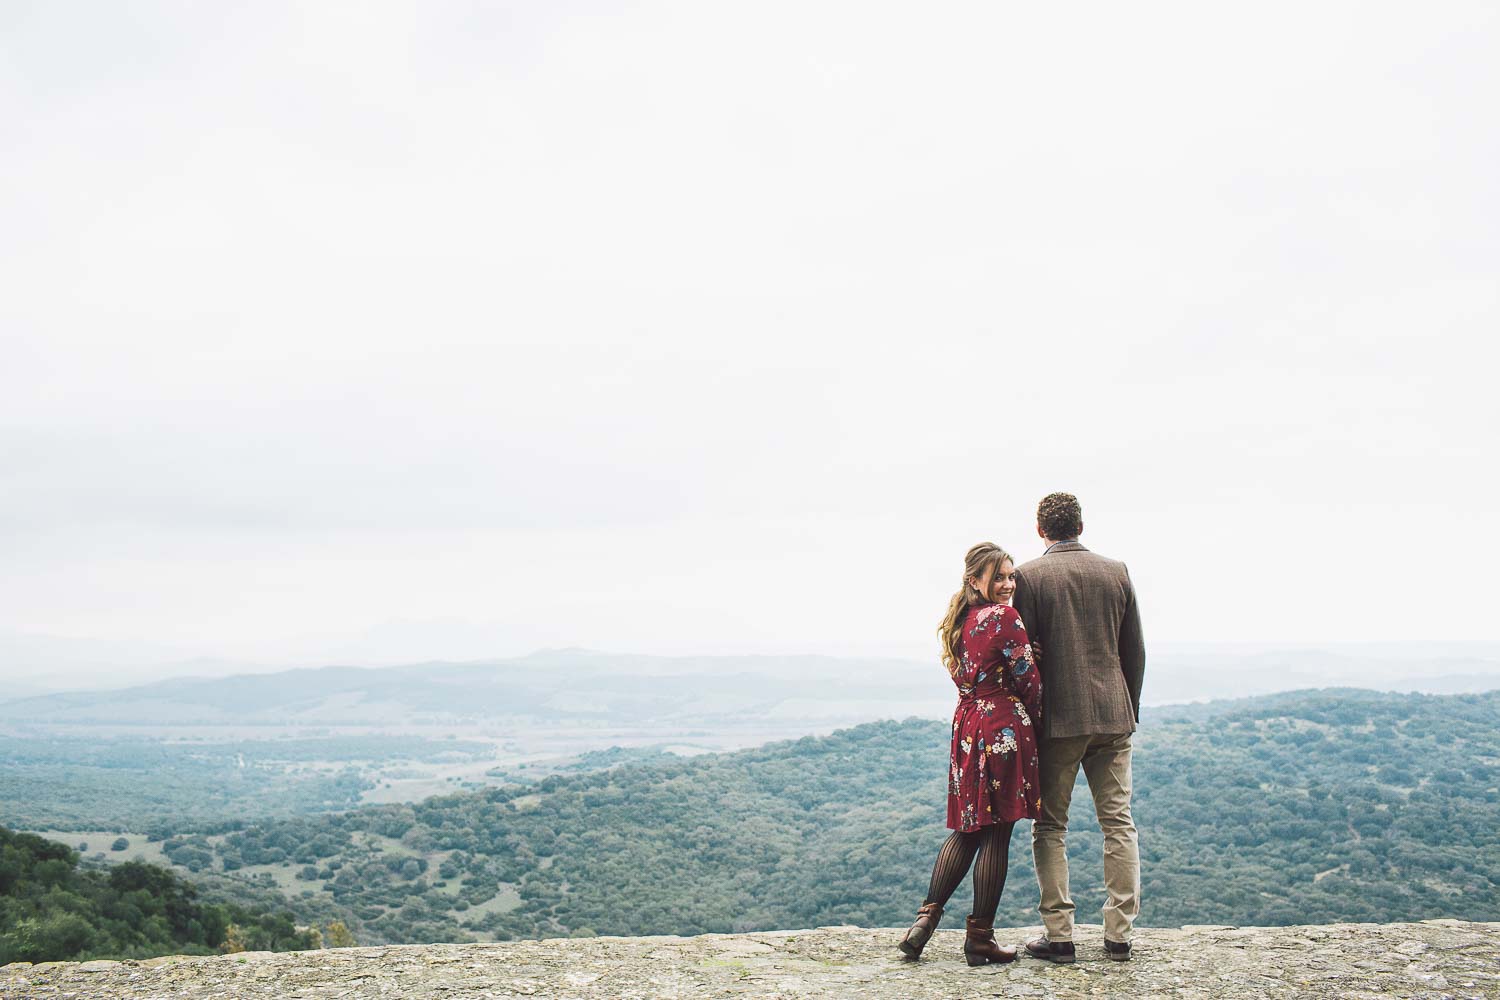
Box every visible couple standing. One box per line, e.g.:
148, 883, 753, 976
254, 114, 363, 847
897, 492, 1147, 967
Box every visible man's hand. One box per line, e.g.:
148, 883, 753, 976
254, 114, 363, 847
1030, 640, 1043, 667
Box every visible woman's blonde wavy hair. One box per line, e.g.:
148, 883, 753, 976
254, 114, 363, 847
937, 542, 1012, 678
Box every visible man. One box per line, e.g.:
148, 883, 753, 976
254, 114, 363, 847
1010, 492, 1145, 963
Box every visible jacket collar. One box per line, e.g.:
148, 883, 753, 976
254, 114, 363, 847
1043, 539, 1089, 555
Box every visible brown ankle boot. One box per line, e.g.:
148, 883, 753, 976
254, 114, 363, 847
964, 915, 1017, 966
897, 902, 943, 959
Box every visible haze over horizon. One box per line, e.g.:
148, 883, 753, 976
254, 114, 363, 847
6, 626, 1500, 700
4, 2, 1497, 683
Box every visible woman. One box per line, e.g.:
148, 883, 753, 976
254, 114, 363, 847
898, 542, 1042, 966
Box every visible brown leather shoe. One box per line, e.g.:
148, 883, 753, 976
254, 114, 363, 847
963, 916, 1017, 966
897, 902, 943, 960
1024, 935, 1076, 963
1104, 938, 1132, 961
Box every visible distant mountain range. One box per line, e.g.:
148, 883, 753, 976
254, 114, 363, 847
3, 644, 1498, 727
0, 649, 953, 727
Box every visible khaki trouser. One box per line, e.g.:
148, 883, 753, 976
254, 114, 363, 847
1032, 732, 1140, 944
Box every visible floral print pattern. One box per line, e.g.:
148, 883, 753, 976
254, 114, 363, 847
946, 603, 1043, 831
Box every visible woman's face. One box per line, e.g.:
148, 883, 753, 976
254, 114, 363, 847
991, 559, 1017, 605
971, 559, 1017, 605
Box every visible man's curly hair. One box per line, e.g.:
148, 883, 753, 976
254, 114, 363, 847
1037, 492, 1082, 540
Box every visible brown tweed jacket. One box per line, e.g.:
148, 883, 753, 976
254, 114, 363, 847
1012, 541, 1145, 740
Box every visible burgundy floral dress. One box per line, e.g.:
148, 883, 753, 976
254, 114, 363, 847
946, 603, 1043, 831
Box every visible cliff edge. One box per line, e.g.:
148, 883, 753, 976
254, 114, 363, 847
3, 920, 1497, 999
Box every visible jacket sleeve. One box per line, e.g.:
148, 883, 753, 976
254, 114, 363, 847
1118, 565, 1145, 721
1012, 571, 1038, 647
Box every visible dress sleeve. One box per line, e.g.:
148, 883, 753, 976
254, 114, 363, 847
1000, 606, 1043, 721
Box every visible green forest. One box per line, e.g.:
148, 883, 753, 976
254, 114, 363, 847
0, 828, 326, 964
7, 688, 1498, 957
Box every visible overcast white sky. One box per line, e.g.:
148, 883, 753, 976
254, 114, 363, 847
2, 2, 1497, 678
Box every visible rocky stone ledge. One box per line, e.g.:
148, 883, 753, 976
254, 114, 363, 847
2, 920, 1496, 999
